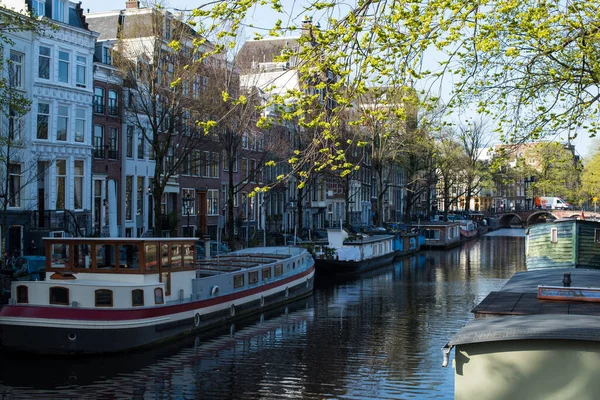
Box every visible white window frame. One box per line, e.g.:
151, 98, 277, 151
58, 50, 69, 83
551, 228, 558, 243
75, 108, 85, 143
76, 55, 86, 87
38, 45, 51, 79
32, 0, 45, 16
56, 104, 68, 141
56, 159, 66, 209
74, 160, 84, 210
8, 163, 22, 208
8, 51, 24, 89
207, 190, 219, 216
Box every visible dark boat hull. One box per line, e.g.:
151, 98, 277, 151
315, 253, 395, 276
0, 274, 314, 355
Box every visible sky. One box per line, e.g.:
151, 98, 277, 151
88, 0, 596, 160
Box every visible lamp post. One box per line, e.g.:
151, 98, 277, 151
183, 196, 194, 237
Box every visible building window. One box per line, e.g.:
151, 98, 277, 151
211, 152, 219, 178
32, 0, 45, 16
74, 160, 84, 210
57, 105, 68, 141
182, 188, 196, 215
102, 47, 112, 65
58, 50, 69, 83
38, 45, 50, 79
125, 176, 133, 221
8, 51, 23, 89
76, 55, 86, 87
242, 158, 248, 182
95, 289, 113, 307
52, 0, 66, 22
132, 289, 144, 306
8, 164, 21, 208
93, 87, 104, 114
49, 286, 69, 305
154, 287, 164, 304
37, 102, 49, 139
250, 159, 256, 182
126, 125, 133, 158
242, 132, 248, 149
207, 189, 219, 216
203, 151, 210, 177
56, 160, 66, 209
108, 90, 118, 116
137, 129, 145, 159
16, 285, 28, 303
8, 107, 23, 142
137, 176, 144, 220
93, 126, 104, 158
233, 274, 244, 288
70, 108, 85, 144
108, 127, 118, 159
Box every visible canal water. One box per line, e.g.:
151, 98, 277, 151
0, 230, 526, 399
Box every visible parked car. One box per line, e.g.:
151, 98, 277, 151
196, 240, 231, 257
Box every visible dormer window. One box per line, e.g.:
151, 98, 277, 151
102, 47, 112, 65
32, 0, 45, 17
52, 0, 67, 22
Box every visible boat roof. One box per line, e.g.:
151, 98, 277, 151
449, 314, 600, 345
451, 268, 600, 345
42, 237, 197, 243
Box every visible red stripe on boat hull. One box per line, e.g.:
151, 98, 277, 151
0, 266, 315, 321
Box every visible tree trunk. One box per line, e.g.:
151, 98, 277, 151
227, 163, 235, 244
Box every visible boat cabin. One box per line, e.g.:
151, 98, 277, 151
419, 222, 461, 249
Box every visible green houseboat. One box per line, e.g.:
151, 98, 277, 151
526, 219, 600, 270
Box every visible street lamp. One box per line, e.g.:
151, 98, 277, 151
183, 196, 194, 237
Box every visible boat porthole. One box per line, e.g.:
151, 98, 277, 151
194, 313, 201, 328
68, 333, 77, 342
260, 295, 265, 307
230, 304, 236, 317
293, 262, 295, 269
211, 286, 220, 296
285, 287, 289, 298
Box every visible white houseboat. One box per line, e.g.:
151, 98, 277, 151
314, 228, 395, 276
0, 237, 315, 354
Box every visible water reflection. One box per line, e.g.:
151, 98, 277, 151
0, 234, 525, 399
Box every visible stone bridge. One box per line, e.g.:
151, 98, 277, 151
492, 209, 600, 228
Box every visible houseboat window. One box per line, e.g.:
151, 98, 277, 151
262, 267, 271, 281
161, 244, 169, 269
118, 244, 140, 269
292, 262, 295, 269
16, 285, 28, 303
146, 244, 158, 271
424, 229, 440, 240
183, 244, 194, 268
160, 272, 171, 296
49, 287, 69, 305
73, 244, 92, 268
170, 244, 182, 268
95, 289, 113, 307
595, 229, 600, 244
95, 244, 116, 269
51, 243, 69, 268
234, 273, 244, 288
248, 271, 258, 284
551, 228, 558, 243
274, 264, 283, 277
154, 287, 164, 304
132, 289, 144, 306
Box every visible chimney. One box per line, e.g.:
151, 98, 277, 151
126, 1, 139, 9
301, 16, 313, 38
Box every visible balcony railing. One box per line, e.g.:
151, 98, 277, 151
93, 103, 105, 114
107, 149, 119, 160
108, 106, 119, 117
93, 147, 105, 158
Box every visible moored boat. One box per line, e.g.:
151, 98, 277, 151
443, 268, 600, 399
314, 228, 395, 276
419, 221, 461, 249
526, 218, 600, 269
458, 219, 478, 240
0, 237, 315, 354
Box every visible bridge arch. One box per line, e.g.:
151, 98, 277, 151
497, 213, 522, 228
525, 211, 556, 227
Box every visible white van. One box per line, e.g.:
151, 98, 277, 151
535, 197, 569, 210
